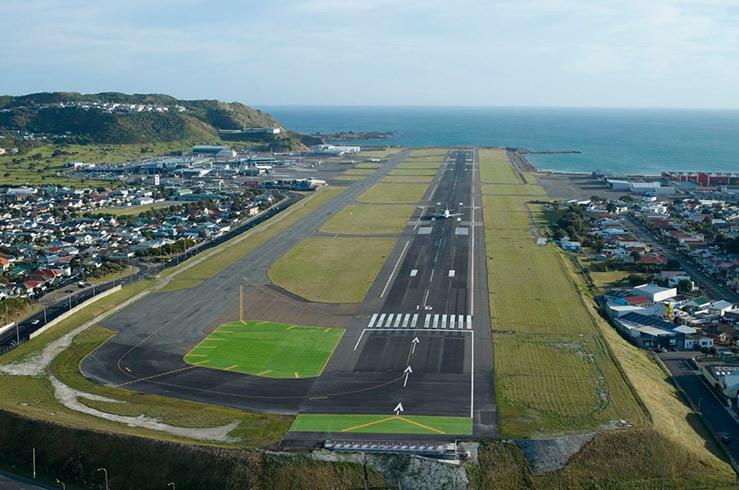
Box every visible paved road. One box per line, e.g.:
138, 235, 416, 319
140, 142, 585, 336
622, 216, 739, 302
0, 471, 50, 490
660, 351, 739, 462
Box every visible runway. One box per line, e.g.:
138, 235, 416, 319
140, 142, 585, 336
290, 148, 497, 440
81, 147, 496, 439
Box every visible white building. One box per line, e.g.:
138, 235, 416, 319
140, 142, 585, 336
633, 283, 678, 303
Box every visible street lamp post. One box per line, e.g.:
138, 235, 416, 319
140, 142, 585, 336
168, 482, 176, 490
97, 468, 109, 490
56, 479, 66, 490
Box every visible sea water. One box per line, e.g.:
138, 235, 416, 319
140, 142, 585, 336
259, 106, 739, 175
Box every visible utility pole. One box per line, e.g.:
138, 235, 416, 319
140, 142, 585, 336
32, 448, 36, 479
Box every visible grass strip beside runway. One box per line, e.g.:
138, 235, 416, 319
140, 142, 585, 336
357, 183, 429, 204
290, 414, 472, 435
184, 321, 345, 378
269, 237, 396, 303
320, 204, 415, 235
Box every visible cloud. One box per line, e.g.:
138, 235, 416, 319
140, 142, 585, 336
0, 0, 738, 106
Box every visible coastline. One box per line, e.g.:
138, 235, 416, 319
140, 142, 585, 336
512, 148, 663, 179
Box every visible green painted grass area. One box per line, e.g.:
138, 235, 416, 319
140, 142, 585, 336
320, 204, 415, 235
343, 169, 375, 175
290, 414, 472, 435
479, 148, 522, 184
184, 321, 344, 379
269, 237, 396, 303
482, 184, 546, 196
382, 175, 434, 184
357, 183, 428, 204
389, 168, 438, 176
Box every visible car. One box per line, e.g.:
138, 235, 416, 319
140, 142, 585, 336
31, 319, 40, 325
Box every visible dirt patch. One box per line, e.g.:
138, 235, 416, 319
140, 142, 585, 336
512, 433, 596, 474
241, 285, 357, 328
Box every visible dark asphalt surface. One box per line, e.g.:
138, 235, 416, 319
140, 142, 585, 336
0, 471, 50, 490
82, 148, 497, 440
660, 351, 739, 462
291, 148, 497, 441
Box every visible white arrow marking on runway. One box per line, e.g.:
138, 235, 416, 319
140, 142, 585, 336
403, 365, 413, 387
411, 336, 420, 354
394, 402, 404, 415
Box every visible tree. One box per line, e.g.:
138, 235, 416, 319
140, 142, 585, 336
666, 259, 680, 270
677, 279, 693, 293
630, 250, 642, 263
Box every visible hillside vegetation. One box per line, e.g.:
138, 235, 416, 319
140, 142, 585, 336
0, 92, 300, 147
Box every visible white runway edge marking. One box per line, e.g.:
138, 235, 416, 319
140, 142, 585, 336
381, 240, 411, 298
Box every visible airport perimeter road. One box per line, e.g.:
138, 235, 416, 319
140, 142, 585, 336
660, 351, 739, 462
0, 471, 50, 490
81, 150, 421, 413
622, 216, 739, 303
292, 148, 497, 440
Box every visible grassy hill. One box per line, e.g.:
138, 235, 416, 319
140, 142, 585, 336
0, 92, 298, 147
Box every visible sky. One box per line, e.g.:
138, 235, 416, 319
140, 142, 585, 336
1, 0, 739, 108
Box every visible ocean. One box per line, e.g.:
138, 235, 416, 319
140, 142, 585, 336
258, 106, 739, 175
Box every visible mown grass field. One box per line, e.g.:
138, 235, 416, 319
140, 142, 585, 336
590, 270, 630, 291
290, 414, 472, 435
334, 175, 366, 181
320, 204, 415, 235
268, 237, 395, 303
184, 321, 344, 378
396, 161, 442, 170
481, 154, 647, 438
160, 187, 345, 291
482, 184, 546, 196
479, 148, 522, 184
357, 183, 429, 203
389, 168, 438, 176
342, 168, 375, 176
355, 162, 383, 169
382, 175, 434, 183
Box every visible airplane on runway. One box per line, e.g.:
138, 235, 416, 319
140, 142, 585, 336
431, 206, 463, 219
